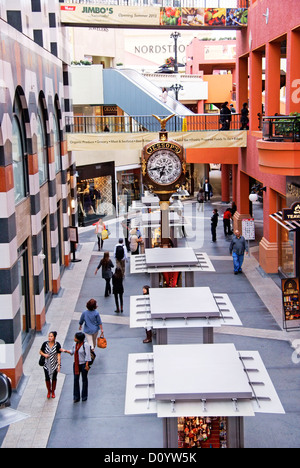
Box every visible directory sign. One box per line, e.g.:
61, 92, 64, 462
242, 218, 255, 241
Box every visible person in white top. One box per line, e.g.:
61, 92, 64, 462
160, 87, 168, 103
113, 238, 128, 277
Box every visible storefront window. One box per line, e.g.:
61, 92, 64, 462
117, 167, 141, 215
42, 219, 51, 302
77, 176, 114, 225
53, 112, 61, 173
279, 226, 295, 277
37, 109, 47, 185
17, 243, 31, 341
12, 116, 26, 204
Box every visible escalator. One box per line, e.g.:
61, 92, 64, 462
103, 68, 193, 131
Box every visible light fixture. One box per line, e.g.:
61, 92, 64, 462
249, 193, 258, 202
71, 199, 76, 209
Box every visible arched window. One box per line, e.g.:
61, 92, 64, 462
53, 96, 62, 173
12, 115, 26, 203
37, 103, 48, 185
13, 88, 29, 204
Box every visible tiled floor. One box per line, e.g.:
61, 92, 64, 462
1, 198, 300, 448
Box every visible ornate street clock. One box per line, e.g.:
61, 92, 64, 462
142, 114, 186, 202
141, 114, 186, 247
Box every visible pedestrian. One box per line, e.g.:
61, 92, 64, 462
79, 299, 103, 354
39, 331, 62, 399
121, 214, 131, 252
129, 228, 141, 255
203, 179, 213, 202
197, 188, 204, 211
94, 218, 106, 251
142, 285, 152, 343
112, 267, 124, 313
211, 209, 219, 242
160, 87, 168, 103
230, 103, 236, 113
229, 229, 248, 275
62, 332, 91, 403
104, 124, 110, 132
230, 201, 237, 217
223, 208, 233, 236
114, 238, 127, 277
95, 251, 114, 297
219, 101, 232, 130
240, 102, 249, 130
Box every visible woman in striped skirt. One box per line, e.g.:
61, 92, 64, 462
39, 331, 62, 399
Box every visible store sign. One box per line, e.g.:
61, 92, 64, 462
283, 202, 300, 221
282, 278, 300, 328
60, 5, 248, 29
146, 141, 182, 155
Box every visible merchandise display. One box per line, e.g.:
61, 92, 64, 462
178, 416, 227, 448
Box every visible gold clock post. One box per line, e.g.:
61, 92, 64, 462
141, 115, 186, 248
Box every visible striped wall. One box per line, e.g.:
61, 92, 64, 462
0, 2, 73, 387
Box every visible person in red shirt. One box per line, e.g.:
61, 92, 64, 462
223, 208, 233, 236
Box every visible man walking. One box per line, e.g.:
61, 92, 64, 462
229, 230, 248, 274
113, 238, 127, 277
203, 179, 213, 201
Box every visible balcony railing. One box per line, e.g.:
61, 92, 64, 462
62, 0, 250, 8
66, 113, 243, 133
262, 116, 300, 143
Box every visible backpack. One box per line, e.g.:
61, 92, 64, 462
116, 245, 124, 261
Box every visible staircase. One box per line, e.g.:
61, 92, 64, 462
103, 68, 193, 131
200, 418, 221, 449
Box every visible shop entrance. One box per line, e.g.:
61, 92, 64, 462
77, 161, 116, 226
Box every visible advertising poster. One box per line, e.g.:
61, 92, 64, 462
60, 4, 248, 29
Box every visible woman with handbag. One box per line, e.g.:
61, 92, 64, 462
39, 331, 62, 399
79, 299, 103, 353
61, 332, 91, 403
95, 251, 114, 297
94, 218, 106, 251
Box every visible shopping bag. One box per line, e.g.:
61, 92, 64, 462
97, 333, 107, 349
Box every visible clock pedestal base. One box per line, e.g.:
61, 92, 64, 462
160, 200, 171, 248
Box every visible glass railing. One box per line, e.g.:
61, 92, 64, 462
66, 113, 243, 133
262, 116, 300, 142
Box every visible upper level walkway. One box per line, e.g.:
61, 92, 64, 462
66, 113, 243, 133
66, 113, 247, 152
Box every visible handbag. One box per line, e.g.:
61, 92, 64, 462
39, 355, 45, 367
97, 333, 107, 349
101, 229, 109, 240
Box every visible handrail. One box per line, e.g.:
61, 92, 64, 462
262, 115, 300, 142
66, 113, 243, 133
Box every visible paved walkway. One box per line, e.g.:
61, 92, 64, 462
1, 198, 300, 448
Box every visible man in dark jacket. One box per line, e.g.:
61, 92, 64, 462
229, 230, 248, 274
219, 102, 232, 130
211, 209, 219, 242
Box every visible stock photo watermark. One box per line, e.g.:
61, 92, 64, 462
291, 339, 300, 364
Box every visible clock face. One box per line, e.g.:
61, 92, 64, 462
147, 150, 182, 185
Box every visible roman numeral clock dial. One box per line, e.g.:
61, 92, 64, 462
147, 150, 182, 185
142, 137, 186, 202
